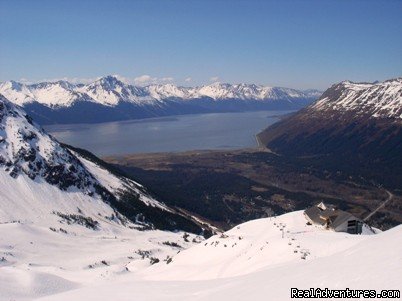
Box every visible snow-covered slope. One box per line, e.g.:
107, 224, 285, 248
0, 210, 203, 301
257, 77, 402, 189
312, 78, 402, 119
141, 210, 376, 281
0, 76, 320, 108
0, 94, 101, 196
16, 211, 400, 301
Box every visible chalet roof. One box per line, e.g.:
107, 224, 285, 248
304, 202, 359, 230
331, 211, 356, 229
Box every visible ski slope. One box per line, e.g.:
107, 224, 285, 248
1, 211, 399, 301
140, 211, 377, 281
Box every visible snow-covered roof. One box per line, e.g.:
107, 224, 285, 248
304, 203, 360, 231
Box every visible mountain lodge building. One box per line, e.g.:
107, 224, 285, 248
304, 202, 363, 234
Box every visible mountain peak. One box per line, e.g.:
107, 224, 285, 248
314, 77, 402, 119
54, 79, 76, 89
5, 80, 24, 91
93, 75, 125, 89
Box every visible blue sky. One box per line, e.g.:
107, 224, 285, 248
0, 0, 401, 89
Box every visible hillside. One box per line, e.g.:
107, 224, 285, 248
257, 78, 402, 188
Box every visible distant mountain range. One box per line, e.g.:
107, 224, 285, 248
0, 76, 321, 124
258, 78, 402, 188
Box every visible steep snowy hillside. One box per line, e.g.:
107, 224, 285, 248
0, 76, 321, 124
26, 211, 402, 301
257, 77, 402, 188
0, 94, 100, 195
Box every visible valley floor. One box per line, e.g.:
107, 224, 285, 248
105, 149, 402, 231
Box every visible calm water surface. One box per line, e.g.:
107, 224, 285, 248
45, 111, 293, 156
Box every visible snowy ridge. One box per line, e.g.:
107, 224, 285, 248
190, 82, 311, 101
76, 76, 156, 106
0, 80, 92, 108
0, 76, 321, 108
77, 155, 170, 211
0, 94, 99, 193
312, 78, 402, 119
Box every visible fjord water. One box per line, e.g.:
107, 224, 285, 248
45, 111, 293, 156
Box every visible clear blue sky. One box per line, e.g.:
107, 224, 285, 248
0, 0, 401, 89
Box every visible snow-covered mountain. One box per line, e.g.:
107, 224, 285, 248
0, 76, 321, 124
0, 76, 320, 107
257, 77, 402, 188
76, 76, 157, 106
0, 80, 91, 108
0, 93, 212, 233
312, 78, 402, 119
187, 82, 315, 101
